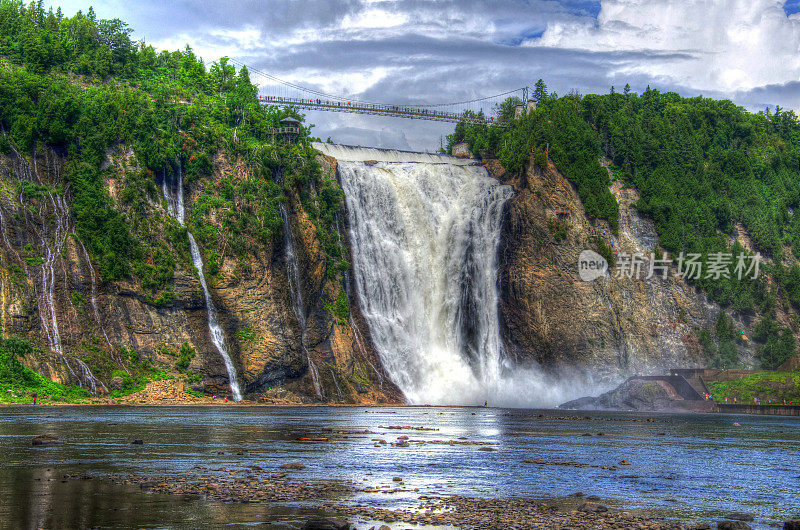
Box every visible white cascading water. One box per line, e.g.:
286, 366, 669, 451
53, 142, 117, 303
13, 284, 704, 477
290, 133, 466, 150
314, 143, 516, 405
162, 163, 243, 401
74, 357, 107, 394
9, 148, 67, 356
4, 147, 115, 389
79, 240, 111, 347
278, 203, 323, 399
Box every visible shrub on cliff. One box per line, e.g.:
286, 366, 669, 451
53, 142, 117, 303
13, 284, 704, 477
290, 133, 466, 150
448, 82, 619, 231
0, 0, 329, 301
0, 337, 88, 402
753, 315, 797, 370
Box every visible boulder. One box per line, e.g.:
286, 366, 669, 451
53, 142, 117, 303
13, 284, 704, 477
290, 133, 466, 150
451, 142, 473, 158
301, 518, 349, 530
32, 435, 61, 446
724, 513, 754, 522
578, 501, 608, 513
279, 462, 305, 470
784, 521, 800, 530
560, 379, 679, 411
717, 522, 751, 530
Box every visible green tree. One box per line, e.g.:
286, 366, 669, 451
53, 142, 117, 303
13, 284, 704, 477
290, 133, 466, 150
533, 78, 548, 102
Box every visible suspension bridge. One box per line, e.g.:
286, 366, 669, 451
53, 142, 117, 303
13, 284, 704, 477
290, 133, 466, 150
233, 59, 527, 127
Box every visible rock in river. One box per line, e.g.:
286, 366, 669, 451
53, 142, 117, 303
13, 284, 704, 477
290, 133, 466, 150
578, 501, 608, 513
32, 435, 62, 446
724, 513, 754, 522
717, 521, 751, 530
301, 518, 350, 530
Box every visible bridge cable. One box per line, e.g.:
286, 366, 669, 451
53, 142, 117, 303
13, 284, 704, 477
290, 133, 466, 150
230, 58, 526, 110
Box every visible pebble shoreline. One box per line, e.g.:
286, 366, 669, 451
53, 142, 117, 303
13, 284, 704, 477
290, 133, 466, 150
98, 470, 702, 529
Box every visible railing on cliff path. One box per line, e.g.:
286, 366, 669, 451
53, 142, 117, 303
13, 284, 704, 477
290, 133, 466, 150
717, 403, 800, 416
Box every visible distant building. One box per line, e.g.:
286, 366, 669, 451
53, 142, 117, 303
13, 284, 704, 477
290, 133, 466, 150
270, 116, 301, 141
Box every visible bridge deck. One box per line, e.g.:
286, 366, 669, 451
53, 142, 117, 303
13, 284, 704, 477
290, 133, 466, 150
259, 96, 504, 126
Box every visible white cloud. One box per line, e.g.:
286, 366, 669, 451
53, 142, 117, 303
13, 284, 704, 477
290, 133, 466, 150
207, 26, 264, 50
341, 7, 409, 30
531, 0, 800, 93
288, 65, 399, 96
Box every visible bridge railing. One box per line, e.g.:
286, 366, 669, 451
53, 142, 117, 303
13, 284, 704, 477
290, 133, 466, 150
259, 96, 504, 126
267, 126, 300, 135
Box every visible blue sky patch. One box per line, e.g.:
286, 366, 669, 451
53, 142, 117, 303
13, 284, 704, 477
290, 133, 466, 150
562, 0, 601, 17
784, 0, 800, 15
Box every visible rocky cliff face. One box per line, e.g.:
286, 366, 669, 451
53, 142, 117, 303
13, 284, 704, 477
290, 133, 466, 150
493, 155, 750, 384
0, 145, 398, 403
0, 142, 766, 403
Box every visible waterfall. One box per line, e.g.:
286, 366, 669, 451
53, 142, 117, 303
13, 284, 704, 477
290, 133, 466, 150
73, 358, 107, 395
9, 148, 68, 356
78, 240, 111, 347
278, 203, 323, 399
187, 233, 242, 401
162, 163, 242, 401
6, 147, 108, 393
314, 142, 518, 406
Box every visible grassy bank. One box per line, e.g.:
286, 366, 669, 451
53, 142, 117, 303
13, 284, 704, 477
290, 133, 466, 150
707, 371, 800, 403
0, 337, 89, 404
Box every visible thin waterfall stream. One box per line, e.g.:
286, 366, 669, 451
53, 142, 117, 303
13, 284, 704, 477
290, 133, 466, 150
278, 203, 323, 399
79, 240, 111, 347
162, 162, 242, 401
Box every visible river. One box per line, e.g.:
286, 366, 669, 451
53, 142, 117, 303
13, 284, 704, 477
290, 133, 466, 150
0, 406, 798, 529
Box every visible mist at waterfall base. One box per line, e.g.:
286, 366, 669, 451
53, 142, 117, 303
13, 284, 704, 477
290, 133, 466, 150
316, 143, 596, 408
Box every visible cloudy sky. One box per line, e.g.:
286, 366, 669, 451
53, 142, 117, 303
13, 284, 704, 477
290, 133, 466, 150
46, 0, 800, 151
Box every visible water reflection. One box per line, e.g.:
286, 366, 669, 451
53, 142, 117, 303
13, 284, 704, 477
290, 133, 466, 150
0, 406, 798, 528
0, 464, 325, 529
